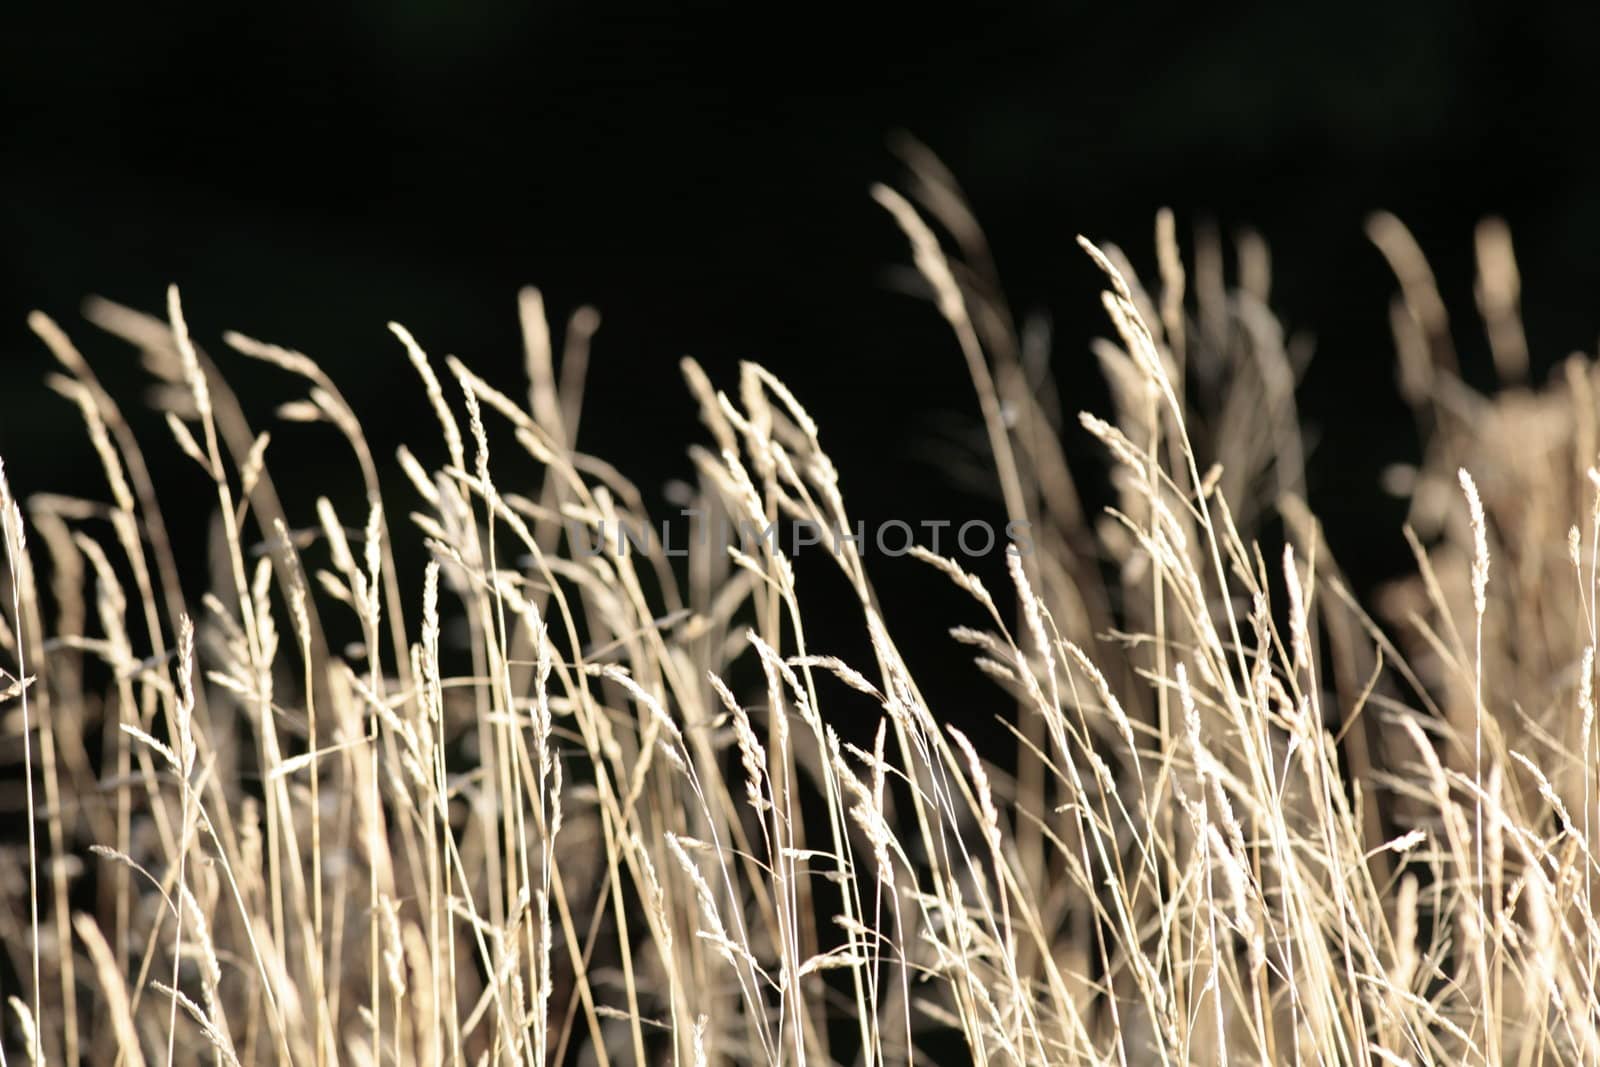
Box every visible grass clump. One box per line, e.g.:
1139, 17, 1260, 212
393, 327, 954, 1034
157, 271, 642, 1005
2, 155, 1598, 1065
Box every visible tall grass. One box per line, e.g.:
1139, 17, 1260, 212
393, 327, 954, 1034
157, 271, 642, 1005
3, 154, 1598, 1065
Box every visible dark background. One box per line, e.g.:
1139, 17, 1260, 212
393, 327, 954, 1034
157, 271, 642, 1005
3, 2, 1599, 720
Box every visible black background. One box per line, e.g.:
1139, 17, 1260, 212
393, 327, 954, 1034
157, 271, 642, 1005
4, 2, 1599, 723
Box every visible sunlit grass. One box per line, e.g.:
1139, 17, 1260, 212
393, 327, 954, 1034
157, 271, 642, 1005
2, 152, 1596, 1065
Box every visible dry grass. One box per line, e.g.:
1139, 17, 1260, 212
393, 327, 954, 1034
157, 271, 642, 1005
3, 152, 1599, 1065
